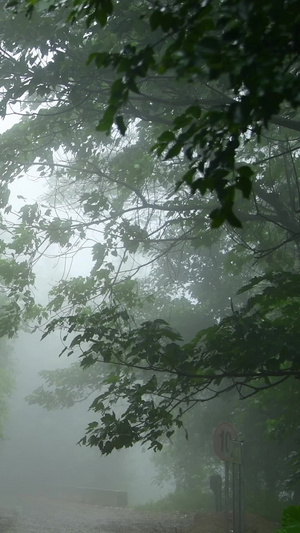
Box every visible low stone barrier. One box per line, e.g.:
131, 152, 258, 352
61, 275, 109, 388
56, 485, 128, 507
0, 479, 128, 508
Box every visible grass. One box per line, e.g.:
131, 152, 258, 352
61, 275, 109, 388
136, 489, 214, 513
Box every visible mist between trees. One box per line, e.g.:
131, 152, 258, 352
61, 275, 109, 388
0, 0, 297, 521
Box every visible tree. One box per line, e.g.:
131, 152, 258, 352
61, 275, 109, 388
0, 0, 298, 460
5, 0, 300, 226
26, 269, 300, 512
26, 270, 300, 453
0, 328, 16, 439
149, 375, 300, 519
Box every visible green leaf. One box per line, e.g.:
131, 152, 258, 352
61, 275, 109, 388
210, 208, 226, 228
157, 130, 176, 143
149, 9, 161, 31
182, 167, 197, 185
173, 114, 193, 129
115, 115, 126, 135
96, 107, 115, 133
185, 105, 201, 119
236, 166, 253, 198
236, 276, 265, 295
225, 209, 242, 228
277, 506, 300, 533
164, 142, 182, 160
87, 52, 110, 68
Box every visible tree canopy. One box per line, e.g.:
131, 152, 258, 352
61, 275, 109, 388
27, 270, 300, 453
5, 0, 300, 226
0, 0, 298, 461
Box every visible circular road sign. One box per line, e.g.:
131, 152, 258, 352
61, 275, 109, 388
213, 422, 238, 462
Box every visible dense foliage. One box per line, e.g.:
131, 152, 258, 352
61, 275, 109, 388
277, 506, 300, 533
27, 271, 300, 454
0, 0, 298, 486
151, 377, 300, 518
6, 0, 300, 226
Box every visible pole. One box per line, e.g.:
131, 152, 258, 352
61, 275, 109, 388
232, 461, 239, 533
224, 461, 229, 533
239, 442, 245, 533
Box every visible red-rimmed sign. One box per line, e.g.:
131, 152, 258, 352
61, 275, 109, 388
213, 422, 238, 462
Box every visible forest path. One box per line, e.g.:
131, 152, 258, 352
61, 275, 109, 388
0, 495, 279, 533
0, 495, 192, 533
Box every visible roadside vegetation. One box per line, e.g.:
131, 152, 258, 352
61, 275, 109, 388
0, 0, 299, 524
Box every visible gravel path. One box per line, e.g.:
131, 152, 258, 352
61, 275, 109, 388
0, 497, 279, 533
0, 496, 193, 533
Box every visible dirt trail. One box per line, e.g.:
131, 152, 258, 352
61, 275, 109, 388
0, 496, 193, 533
0, 496, 279, 533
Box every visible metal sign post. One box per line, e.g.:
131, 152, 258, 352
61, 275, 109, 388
224, 460, 229, 532
213, 423, 245, 533
210, 474, 222, 512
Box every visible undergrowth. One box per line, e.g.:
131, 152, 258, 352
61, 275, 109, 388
136, 490, 214, 513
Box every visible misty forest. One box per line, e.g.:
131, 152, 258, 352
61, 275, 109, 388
0, 0, 298, 532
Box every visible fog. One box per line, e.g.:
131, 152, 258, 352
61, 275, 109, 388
0, 4, 298, 533
0, 329, 174, 509
0, 156, 175, 515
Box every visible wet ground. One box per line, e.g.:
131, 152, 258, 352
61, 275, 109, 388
0, 495, 279, 533
0, 496, 193, 533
